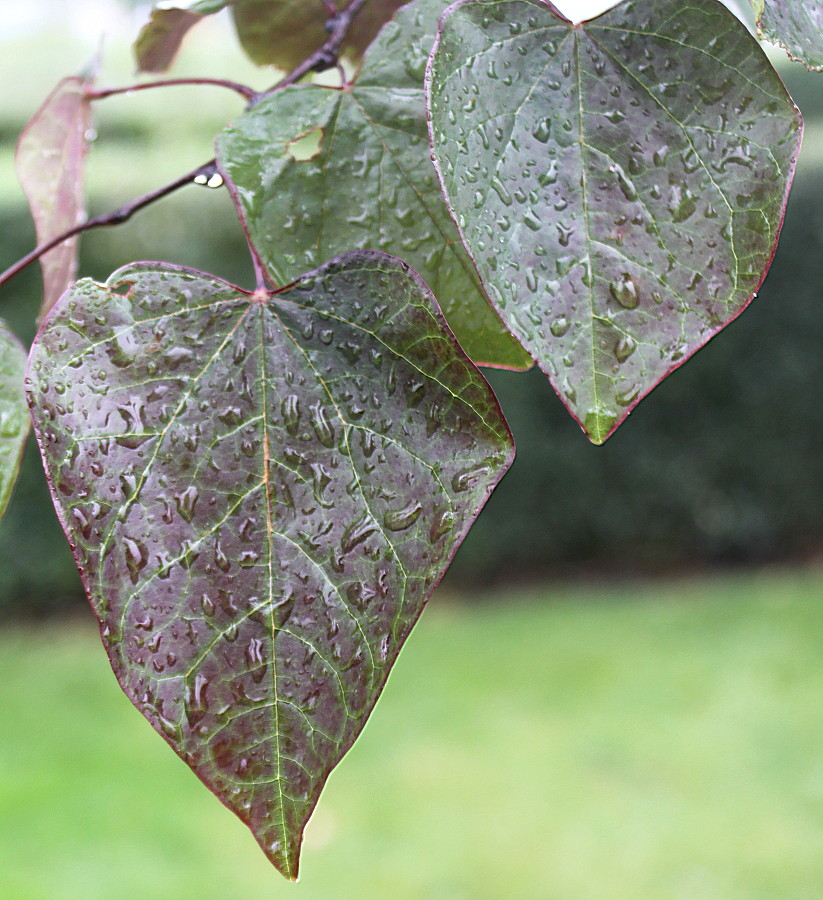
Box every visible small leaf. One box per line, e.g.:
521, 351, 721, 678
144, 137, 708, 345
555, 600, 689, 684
134, 0, 231, 72
0, 321, 28, 522
428, 0, 802, 442
27, 252, 513, 879
218, 0, 532, 370
232, 0, 408, 70
753, 0, 823, 72
16, 76, 93, 317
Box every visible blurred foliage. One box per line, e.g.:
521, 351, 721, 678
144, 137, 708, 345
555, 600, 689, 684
1, 30, 823, 615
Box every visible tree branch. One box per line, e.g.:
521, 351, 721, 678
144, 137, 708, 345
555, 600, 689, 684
89, 78, 257, 103
0, 0, 370, 296
259, 0, 369, 95
0, 161, 218, 293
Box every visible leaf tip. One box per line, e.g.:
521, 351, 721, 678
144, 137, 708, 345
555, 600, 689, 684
583, 411, 616, 446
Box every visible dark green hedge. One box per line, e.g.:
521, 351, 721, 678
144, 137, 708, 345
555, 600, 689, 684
2, 152, 823, 615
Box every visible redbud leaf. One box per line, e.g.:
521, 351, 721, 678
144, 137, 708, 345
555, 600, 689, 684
16, 76, 93, 317
753, 0, 823, 72
27, 252, 513, 879
427, 0, 802, 442
218, 0, 532, 370
232, 0, 408, 70
135, 0, 229, 72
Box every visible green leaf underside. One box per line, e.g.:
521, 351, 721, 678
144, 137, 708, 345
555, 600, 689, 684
0, 322, 28, 522
27, 252, 513, 879
135, 0, 408, 73
755, 0, 823, 72
231, 0, 409, 70
217, 0, 531, 371
16, 77, 92, 316
428, 0, 802, 443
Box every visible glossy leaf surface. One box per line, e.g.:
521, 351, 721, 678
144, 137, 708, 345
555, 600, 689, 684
428, 0, 802, 442
27, 252, 513, 878
218, 0, 531, 370
0, 322, 28, 522
16, 76, 92, 316
753, 0, 823, 72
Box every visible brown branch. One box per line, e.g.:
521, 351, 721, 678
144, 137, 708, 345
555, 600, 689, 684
0, 161, 218, 293
259, 0, 369, 96
0, 0, 370, 296
89, 78, 257, 103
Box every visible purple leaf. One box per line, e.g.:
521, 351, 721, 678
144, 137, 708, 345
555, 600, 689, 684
427, 0, 803, 443
16, 76, 93, 317
27, 252, 513, 878
135, 1, 229, 73
218, 0, 532, 370
753, 0, 823, 72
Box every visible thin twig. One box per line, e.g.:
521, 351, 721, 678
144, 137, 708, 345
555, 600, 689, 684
260, 0, 368, 95
0, 162, 218, 292
89, 78, 257, 103
0, 0, 369, 295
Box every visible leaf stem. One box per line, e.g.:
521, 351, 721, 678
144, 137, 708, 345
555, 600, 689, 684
88, 78, 257, 102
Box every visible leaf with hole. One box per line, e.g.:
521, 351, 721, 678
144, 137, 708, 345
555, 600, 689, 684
16, 76, 93, 317
27, 251, 513, 879
218, 0, 531, 370
427, 0, 802, 443
752, 0, 823, 72
0, 322, 28, 522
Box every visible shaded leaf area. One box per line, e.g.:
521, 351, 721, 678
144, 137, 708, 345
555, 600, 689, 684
428, 0, 802, 443
0, 322, 28, 522
218, 0, 531, 370
27, 253, 512, 879
16, 76, 93, 317
232, 0, 408, 70
135, 0, 407, 73
753, 0, 823, 72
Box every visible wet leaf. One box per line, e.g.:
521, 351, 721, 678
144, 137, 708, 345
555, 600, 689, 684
753, 0, 823, 72
232, 0, 408, 70
16, 76, 93, 317
428, 0, 802, 442
27, 252, 513, 879
0, 322, 28, 522
218, 0, 531, 370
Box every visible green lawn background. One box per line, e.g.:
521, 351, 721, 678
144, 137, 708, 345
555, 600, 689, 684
3, 570, 823, 899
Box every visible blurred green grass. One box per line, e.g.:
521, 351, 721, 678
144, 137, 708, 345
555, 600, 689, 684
3, 570, 823, 899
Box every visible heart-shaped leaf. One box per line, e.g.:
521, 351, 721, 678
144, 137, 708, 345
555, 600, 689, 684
135, 0, 230, 72
428, 0, 802, 442
232, 0, 408, 70
752, 0, 823, 72
27, 252, 513, 879
0, 322, 28, 522
218, 0, 531, 370
16, 76, 93, 317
